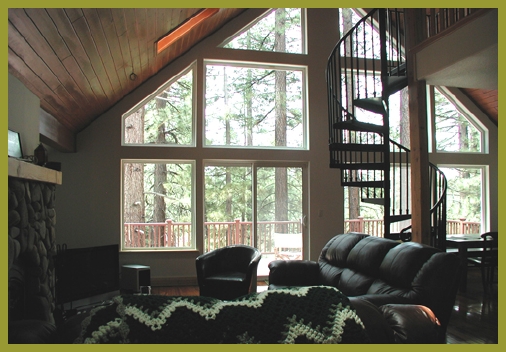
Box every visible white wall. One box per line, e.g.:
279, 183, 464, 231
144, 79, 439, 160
50, 9, 344, 285
8, 74, 41, 157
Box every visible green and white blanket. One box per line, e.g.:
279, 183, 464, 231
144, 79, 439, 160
75, 286, 367, 344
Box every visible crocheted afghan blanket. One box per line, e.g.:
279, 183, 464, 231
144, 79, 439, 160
75, 286, 367, 344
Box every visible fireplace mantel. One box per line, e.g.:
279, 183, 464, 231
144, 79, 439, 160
8, 157, 62, 185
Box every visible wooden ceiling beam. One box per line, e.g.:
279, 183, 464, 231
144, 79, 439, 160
39, 109, 76, 153
156, 8, 219, 54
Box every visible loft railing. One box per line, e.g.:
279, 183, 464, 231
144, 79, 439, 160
425, 8, 480, 37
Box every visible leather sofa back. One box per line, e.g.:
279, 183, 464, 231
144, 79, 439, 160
317, 233, 460, 331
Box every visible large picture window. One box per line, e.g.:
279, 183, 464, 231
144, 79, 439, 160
204, 162, 305, 275
205, 61, 307, 149
120, 9, 309, 259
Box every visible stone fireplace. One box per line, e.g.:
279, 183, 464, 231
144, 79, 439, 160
8, 158, 62, 324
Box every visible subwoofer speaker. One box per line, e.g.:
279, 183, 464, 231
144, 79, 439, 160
121, 264, 151, 293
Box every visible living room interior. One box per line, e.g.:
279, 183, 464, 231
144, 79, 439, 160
7, 7, 498, 343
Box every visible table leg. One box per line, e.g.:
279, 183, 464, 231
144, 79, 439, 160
458, 247, 468, 292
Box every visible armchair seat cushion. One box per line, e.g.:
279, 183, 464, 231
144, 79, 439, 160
205, 272, 247, 282
196, 245, 262, 300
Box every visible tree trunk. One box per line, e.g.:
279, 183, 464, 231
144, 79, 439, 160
400, 87, 410, 147
153, 123, 167, 245
123, 107, 145, 224
274, 9, 288, 233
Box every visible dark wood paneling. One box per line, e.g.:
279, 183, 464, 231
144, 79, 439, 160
462, 88, 498, 124
8, 8, 245, 151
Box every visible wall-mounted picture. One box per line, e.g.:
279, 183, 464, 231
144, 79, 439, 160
8, 129, 23, 158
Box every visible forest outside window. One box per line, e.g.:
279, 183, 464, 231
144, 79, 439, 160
122, 160, 195, 250
122, 63, 195, 147
432, 87, 486, 153
221, 8, 306, 54
204, 61, 307, 149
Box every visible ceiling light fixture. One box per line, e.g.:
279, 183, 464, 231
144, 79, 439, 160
156, 8, 219, 54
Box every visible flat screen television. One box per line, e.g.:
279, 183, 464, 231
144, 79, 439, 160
55, 244, 120, 305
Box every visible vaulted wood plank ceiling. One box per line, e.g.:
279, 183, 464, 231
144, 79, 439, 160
8, 8, 497, 152
8, 8, 245, 151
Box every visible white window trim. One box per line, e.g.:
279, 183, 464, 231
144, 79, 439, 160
429, 85, 489, 154
121, 61, 198, 148
218, 8, 308, 55
120, 159, 196, 252
437, 164, 489, 233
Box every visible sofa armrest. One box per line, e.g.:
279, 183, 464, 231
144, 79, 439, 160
379, 304, 441, 343
268, 260, 320, 289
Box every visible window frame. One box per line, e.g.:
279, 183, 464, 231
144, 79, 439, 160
428, 85, 489, 154
436, 164, 489, 232
203, 59, 309, 150
121, 61, 197, 148
119, 9, 311, 255
120, 159, 196, 252
219, 8, 308, 55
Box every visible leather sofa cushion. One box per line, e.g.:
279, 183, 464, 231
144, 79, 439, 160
378, 241, 439, 289
379, 304, 440, 343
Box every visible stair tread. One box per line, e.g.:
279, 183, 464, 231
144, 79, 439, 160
354, 97, 387, 115
383, 76, 408, 96
389, 214, 412, 222
333, 120, 386, 134
361, 198, 385, 205
342, 180, 384, 187
330, 162, 385, 170
329, 143, 385, 152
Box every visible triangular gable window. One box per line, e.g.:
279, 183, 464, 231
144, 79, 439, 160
434, 87, 484, 153
221, 8, 306, 54
122, 63, 195, 146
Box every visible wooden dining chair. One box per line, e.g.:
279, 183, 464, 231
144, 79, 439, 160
468, 232, 498, 295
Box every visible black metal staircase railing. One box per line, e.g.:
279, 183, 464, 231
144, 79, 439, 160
327, 8, 447, 246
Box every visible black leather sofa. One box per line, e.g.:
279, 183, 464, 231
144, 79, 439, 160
268, 233, 461, 343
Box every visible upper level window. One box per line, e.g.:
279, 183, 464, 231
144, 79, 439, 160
433, 87, 484, 153
122, 63, 195, 147
204, 61, 307, 149
222, 8, 306, 54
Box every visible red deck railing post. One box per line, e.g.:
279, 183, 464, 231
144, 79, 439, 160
235, 219, 241, 245
166, 219, 173, 247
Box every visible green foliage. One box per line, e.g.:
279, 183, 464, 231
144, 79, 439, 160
441, 167, 482, 222
434, 88, 481, 152
205, 64, 304, 147
223, 8, 302, 53
143, 162, 193, 223
204, 165, 252, 222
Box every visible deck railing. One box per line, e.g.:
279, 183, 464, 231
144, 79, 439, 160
124, 217, 479, 249
124, 219, 302, 251
446, 218, 481, 235
344, 217, 480, 238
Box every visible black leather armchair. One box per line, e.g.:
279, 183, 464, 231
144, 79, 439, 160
196, 245, 262, 300
268, 233, 461, 343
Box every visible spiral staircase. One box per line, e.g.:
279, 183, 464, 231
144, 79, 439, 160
326, 9, 447, 248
